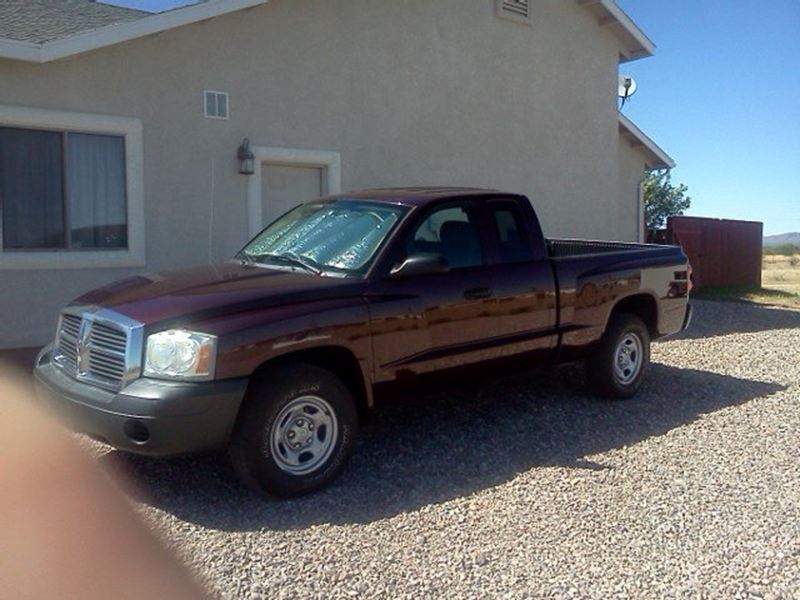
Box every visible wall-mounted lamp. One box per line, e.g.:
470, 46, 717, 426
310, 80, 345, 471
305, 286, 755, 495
237, 138, 255, 175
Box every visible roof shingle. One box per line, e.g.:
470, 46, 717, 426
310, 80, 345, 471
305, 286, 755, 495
0, 0, 150, 44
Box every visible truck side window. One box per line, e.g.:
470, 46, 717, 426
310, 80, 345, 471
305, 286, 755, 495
491, 203, 534, 263
407, 205, 484, 269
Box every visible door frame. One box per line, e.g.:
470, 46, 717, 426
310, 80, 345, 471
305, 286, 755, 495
247, 145, 341, 237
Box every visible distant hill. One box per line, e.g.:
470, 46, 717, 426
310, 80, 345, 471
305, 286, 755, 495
764, 232, 800, 247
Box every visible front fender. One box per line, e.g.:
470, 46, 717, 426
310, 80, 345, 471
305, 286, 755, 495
190, 297, 373, 382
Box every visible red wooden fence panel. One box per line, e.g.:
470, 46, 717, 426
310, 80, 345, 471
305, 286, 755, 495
667, 216, 763, 290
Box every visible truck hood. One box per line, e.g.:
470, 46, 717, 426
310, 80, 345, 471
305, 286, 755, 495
73, 262, 362, 328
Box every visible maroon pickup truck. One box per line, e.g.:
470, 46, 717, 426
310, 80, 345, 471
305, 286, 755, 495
35, 188, 692, 497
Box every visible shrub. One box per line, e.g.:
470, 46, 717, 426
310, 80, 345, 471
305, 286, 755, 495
764, 244, 800, 256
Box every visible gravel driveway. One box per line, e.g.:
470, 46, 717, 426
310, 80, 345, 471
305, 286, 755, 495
89, 300, 800, 599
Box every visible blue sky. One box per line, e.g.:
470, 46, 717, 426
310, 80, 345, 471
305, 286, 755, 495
99, 0, 195, 11
617, 0, 800, 235
106, 1, 799, 235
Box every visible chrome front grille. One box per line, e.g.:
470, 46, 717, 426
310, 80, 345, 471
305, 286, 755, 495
57, 314, 82, 372
53, 308, 144, 391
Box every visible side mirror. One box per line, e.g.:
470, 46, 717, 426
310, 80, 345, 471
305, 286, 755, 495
390, 253, 449, 278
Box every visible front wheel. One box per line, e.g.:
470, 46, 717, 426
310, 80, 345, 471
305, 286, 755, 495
585, 312, 650, 399
228, 364, 358, 498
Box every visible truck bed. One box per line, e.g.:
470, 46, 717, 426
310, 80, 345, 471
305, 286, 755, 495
543, 237, 689, 352
546, 238, 670, 258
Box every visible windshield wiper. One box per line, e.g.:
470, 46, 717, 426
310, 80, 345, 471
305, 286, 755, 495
261, 253, 323, 275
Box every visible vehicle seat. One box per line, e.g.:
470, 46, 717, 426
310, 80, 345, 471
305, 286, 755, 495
439, 221, 482, 269
499, 228, 529, 262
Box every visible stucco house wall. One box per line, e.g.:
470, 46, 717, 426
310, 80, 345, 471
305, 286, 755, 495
0, 0, 660, 349
618, 137, 648, 241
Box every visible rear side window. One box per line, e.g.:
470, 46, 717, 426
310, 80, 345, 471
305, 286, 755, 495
490, 202, 533, 263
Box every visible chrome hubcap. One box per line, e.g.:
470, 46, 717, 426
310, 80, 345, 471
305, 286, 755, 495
613, 332, 643, 385
270, 395, 338, 475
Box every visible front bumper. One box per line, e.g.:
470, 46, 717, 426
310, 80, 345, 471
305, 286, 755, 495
33, 347, 248, 457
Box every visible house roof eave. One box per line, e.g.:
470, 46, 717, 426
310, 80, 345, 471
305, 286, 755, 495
0, 0, 268, 63
0, 37, 42, 62
578, 0, 656, 63
619, 113, 676, 170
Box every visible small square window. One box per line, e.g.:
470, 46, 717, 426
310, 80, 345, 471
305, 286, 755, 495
204, 90, 229, 119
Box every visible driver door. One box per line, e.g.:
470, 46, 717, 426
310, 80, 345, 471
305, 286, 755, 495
368, 201, 499, 383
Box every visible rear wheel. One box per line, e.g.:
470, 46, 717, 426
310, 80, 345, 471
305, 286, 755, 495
585, 312, 650, 399
229, 363, 358, 498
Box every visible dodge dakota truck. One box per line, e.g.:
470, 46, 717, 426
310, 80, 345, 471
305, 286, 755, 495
35, 188, 692, 497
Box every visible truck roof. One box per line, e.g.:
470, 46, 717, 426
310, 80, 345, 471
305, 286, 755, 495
327, 187, 514, 207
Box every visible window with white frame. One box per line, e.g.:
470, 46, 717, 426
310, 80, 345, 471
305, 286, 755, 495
0, 127, 127, 250
204, 90, 229, 119
0, 105, 144, 270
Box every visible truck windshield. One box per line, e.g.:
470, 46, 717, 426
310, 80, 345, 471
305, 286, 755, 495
238, 200, 408, 276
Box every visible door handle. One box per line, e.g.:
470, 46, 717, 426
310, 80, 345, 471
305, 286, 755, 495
463, 287, 493, 300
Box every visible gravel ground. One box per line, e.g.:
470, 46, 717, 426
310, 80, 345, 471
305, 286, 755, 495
87, 300, 800, 599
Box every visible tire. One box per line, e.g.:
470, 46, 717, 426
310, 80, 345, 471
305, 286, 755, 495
228, 363, 358, 498
585, 312, 650, 399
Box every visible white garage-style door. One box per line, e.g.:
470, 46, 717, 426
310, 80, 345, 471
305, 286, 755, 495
261, 164, 324, 226
246, 147, 342, 237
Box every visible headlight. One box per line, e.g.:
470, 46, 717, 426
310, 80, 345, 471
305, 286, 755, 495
144, 330, 217, 381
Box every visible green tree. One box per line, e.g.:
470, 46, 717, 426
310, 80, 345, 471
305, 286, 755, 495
643, 169, 691, 231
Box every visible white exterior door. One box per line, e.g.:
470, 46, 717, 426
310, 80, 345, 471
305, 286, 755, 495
246, 147, 341, 238
261, 164, 324, 226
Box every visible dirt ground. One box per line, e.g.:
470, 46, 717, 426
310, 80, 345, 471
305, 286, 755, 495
763, 253, 800, 298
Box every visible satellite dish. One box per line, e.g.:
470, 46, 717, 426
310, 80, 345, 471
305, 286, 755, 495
618, 75, 638, 99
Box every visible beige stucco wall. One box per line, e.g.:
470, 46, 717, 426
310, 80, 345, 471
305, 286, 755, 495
0, 0, 645, 349
618, 136, 649, 242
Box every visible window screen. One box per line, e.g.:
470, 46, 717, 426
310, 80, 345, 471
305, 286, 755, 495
0, 128, 65, 249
